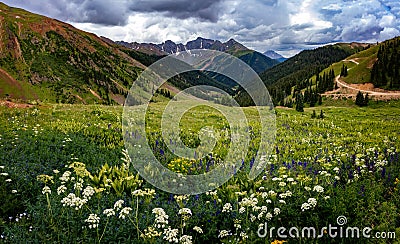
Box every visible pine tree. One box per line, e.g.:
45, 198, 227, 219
363, 93, 369, 106
355, 91, 364, 106
318, 95, 322, 105
311, 110, 316, 119
318, 110, 324, 119
295, 93, 304, 112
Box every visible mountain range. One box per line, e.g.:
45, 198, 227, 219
0, 2, 398, 106
263, 50, 287, 62
118, 37, 280, 74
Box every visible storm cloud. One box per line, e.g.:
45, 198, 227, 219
3, 0, 400, 56
128, 0, 226, 22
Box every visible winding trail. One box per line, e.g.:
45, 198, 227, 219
334, 76, 400, 96
323, 58, 400, 99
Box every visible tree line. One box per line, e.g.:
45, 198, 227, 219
371, 37, 400, 89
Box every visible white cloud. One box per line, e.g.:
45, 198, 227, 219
3, 0, 400, 55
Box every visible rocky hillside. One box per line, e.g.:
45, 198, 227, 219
0, 3, 147, 104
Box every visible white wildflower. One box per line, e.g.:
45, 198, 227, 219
308, 198, 317, 207
59, 171, 71, 182
163, 227, 179, 243
61, 193, 87, 210
103, 209, 116, 217
222, 203, 232, 213
193, 226, 203, 234
119, 207, 132, 219
42, 186, 51, 195
218, 230, 231, 239
301, 202, 311, 211
85, 214, 100, 229
179, 235, 192, 244
178, 208, 192, 216
313, 185, 324, 193
82, 186, 95, 199
114, 200, 124, 210
57, 185, 67, 195
240, 231, 249, 240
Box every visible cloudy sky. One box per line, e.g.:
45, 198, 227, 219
3, 0, 400, 57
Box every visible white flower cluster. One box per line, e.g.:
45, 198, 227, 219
119, 207, 132, 219
114, 200, 124, 210
57, 185, 67, 195
152, 208, 169, 228
85, 213, 100, 229
206, 190, 217, 196
240, 231, 249, 240
313, 185, 324, 193
193, 226, 203, 233
42, 186, 51, 195
132, 188, 156, 197
82, 186, 95, 199
103, 208, 116, 217
239, 197, 258, 208
59, 171, 71, 182
178, 208, 192, 216
279, 190, 292, 199
218, 229, 231, 239
163, 227, 179, 243
61, 193, 88, 210
222, 203, 232, 213
268, 190, 277, 197
74, 178, 84, 191
308, 198, 317, 207
256, 205, 273, 221
179, 235, 192, 244
234, 219, 242, 229
301, 198, 318, 211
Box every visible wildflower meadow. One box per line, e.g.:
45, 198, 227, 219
0, 101, 399, 243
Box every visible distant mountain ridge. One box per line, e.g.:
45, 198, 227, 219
118, 37, 279, 74
263, 50, 287, 62
118, 37, 249, 55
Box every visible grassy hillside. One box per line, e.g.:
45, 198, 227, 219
0, 3, 147, 104
312, 44, 379, 86
235, 43, 368, 106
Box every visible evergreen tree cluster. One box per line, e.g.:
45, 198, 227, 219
311, 110, 324, 119
371, 37, 400, 89
355, 91, 369, 106
295, 92, 304, 112
301, 79, 320, 107
155, 88, 173, 99
340, 64, 348, 77
315, 69, 335, 94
